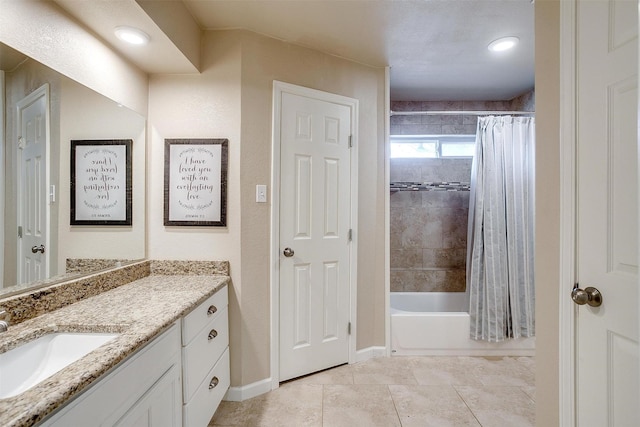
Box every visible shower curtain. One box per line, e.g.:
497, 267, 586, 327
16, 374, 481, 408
467, 116, 535, 342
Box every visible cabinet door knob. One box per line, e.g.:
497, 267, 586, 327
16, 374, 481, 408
207, 305, 217, 315
209, 376, 219, 389
208, 329, 218, 340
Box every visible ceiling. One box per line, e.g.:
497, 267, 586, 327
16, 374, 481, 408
6, 0, 535, 102
182, 0, 535, 101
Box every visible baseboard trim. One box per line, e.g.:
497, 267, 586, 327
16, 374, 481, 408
224, 377, 273, 402
224, 346, 387, 402
354, 346, 387, 363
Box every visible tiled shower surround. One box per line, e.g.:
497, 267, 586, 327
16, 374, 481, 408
389, 92, 535, 293
390, 92, 535, 136
390, 158, 471, 293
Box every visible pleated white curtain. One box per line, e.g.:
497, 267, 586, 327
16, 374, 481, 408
467, 116, 535, 342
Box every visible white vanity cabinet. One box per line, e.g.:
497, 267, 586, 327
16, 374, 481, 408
42, 322, 182, 427
181, 286, 230, 426
39, 284, 230, 427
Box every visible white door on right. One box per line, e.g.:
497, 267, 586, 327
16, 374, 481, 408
576, 1, 639, 425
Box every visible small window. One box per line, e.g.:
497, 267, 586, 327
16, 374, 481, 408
441, 141, 475, 157
390, 135, 475, 159
389, 139, 438, 158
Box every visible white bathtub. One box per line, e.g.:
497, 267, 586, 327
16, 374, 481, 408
391, 292, 535, 356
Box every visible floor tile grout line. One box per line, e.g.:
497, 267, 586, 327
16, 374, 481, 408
321, 384, 324, 426
519, 385, 536, 405
453, 384, 484, 427
387, 384, 405, 426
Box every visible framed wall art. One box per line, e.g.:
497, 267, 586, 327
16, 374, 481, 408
70, 139, 132, 226
164, 138, 228, 226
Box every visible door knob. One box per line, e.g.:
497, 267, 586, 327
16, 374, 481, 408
571, 284, 602, 307
283, 247, 295, 257
31, 245, 45, 254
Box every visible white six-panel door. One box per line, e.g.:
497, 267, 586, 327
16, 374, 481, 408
278, 89, 352, 382
576, 1, 639, 425
17, 85, 49, 285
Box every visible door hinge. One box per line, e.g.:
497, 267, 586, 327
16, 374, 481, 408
348, 135, 353, 148
17, 136, 25, 150
348, 322, 351, 335
348, 229, 353, 242
18, 226, 22, 238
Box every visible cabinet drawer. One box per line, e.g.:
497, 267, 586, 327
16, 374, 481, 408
183, 307, 228, 402
182, 286, 228, 346
183, 348, 230, 427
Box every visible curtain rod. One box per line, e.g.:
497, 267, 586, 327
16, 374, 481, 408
390, 110, 535, 116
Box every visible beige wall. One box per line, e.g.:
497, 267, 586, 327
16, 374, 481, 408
147, 31, 243, 383
147, 30, 386, 387
535, 0, 561, 425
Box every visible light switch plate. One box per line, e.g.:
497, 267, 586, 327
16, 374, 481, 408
256, 185, 267, 203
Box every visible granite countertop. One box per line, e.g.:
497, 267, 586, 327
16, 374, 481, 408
0, 274, 229, 427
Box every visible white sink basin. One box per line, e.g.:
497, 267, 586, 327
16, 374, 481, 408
0, 332, 118, 399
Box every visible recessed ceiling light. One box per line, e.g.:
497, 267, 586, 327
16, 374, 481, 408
488, 36, 519, 53
114, 26, 150, 45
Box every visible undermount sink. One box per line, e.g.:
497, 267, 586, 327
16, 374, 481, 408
0, 332, 118, 399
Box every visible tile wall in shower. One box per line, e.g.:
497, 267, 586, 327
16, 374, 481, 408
390, 158, 472, 293
390, 92, 535, 136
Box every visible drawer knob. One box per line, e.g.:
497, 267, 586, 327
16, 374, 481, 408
209, 376, 219, 389
208, 329, 218, 340
207, 305, 217, 316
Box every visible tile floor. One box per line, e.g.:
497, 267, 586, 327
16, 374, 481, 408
209, 356, 535, 427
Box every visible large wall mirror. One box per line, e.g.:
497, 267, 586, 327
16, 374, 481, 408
0, 42, 146, 297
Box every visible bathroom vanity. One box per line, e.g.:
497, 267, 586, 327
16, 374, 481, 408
0, 261, 230, 427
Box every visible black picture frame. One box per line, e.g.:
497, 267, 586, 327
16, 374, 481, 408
164, 138, 228, 227
70, 139, 132, 226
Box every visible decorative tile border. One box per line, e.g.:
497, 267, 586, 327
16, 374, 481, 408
390, 181, 470, 192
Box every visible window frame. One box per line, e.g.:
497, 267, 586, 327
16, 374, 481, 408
390, 134, 476, 159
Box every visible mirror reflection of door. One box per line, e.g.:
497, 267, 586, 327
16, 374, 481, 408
16, 84, 49, 285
